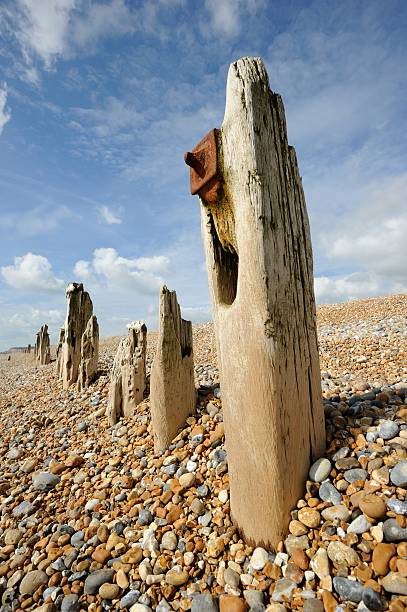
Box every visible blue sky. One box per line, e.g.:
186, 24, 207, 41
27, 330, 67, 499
0, 0, 406, 350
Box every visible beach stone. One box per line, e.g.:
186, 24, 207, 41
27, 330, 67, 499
120, 591, 141, 609
347, 514, 371, 534
383, 518, 407, 542
285, 535, 309, 555
387, 498, 407, 515
378, 421, 399, 440
219, 595, 245, 612
321, 505, 351, 522
309, 458, 331, 482
303, 600, 324, 612
3, 528, 23, 546
13, 500, 34, 517
99, 583, 120, 599
161, 531, 177, 551
310, 548, 329, 579
84, 569, 115, 594
250, 547, 269, 570
372, 543, 396, 575
362, 587, 386, 610
32, 471, 60, 491
61, 594, 80, 612
359, 494, 387, 519
298, 507, 320, 528
19, 570, 48, 595
390, 461, 407, 487
318, 481, 342, 505
381, 572, 407, 595
165, 565, 189, 586
138, 508, 153, 526
224, 567, 240, 589
207, 537, 225, 558
327, 541, 359, 566
243, 591, 263, 607
271, 578, 296, 602
191, 593, 219, 611
344, 469, 368, 483
333, 577, 363, 602
129, 605, 152, 612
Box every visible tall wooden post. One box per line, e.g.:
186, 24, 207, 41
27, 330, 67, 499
186, 57, 325, 548
150, 286, 196, 453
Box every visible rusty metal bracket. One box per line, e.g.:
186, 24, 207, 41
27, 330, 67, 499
184, 128, 222, 206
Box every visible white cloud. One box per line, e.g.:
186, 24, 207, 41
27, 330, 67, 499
73, 259, 90, 279
203, 0, 264, 37
0, 83, 11, 134
1, 252, 64, 293
15, 0, 76, 69
75, 248, 170, 295
0, 307, 64, 350
8, 0, 134, 71
97, 205, 122, 225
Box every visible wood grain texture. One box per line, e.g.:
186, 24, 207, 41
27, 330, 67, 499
58, 283, 93, 389
200, 57, 325, 548
106, 321, 147, 425
77, 314, 99, 392
150, 286, 196, 453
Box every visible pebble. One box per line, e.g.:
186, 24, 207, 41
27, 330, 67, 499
344, 468, 368, 483
327, 541, 360, 566
32, 471, 60, 490
381, 572, 407, 595
191, 593, 219, 611
309, 458, 331, 482
347, 514, 371, 534
61, 595, 80, 612
318, 481, 342, 505
99, 582, 120, 599
383, 518, 407, 542
359, 494, 387, 519
372, 543, 396, 575
321, 505, 351, 522
378, 420, 399, 440
165, 565, 189, 586
333, 577, 364, 602
390, 460, 407, 486
250, 547, 269, 570
310, 548, 330, 579
84, 569, 115, 595
19, 570, 48, 595
271, 578, 296, 602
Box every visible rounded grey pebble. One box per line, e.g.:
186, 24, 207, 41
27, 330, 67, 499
191, 593, 219, 612
319, 481, 342, 505
347, 514, 371, 534
378, 421, 399, 440
333, 577, 363, 602
137, 508, 153, 526
84, 569, 115, 595
61, 594, 80, 612
390, 460, 407, 487
120, 590, 140, 608
383, 518, 407, 542
343, 468, 368, 483
362, 587, 386, 610
387, 498, 407, 515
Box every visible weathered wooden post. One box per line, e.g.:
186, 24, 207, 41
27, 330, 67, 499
58, 283, 93, 389
34, 324, 50, 365
77, 314, 99, 391
107, 321, 147, 425
184, 57, 325, 548
150, 286, 196, 453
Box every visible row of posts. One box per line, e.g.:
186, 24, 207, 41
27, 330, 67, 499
30, 57, 324, 549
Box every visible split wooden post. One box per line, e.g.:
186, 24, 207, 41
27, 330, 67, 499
187, 57, 325, 548
150, 286, 196, 453
107, 321, 147, 426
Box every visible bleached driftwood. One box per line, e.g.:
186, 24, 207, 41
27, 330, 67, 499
199, 57, 325, 547
107, 321, 147, 425
150, 287, 196, 452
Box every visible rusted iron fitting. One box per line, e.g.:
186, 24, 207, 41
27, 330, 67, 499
184, 128, 222, 206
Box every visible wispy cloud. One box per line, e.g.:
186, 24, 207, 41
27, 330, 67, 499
0, 205, 75, 236
97, 205, 122, 225
0, 83, 11, 134
1, 252, 64, 292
